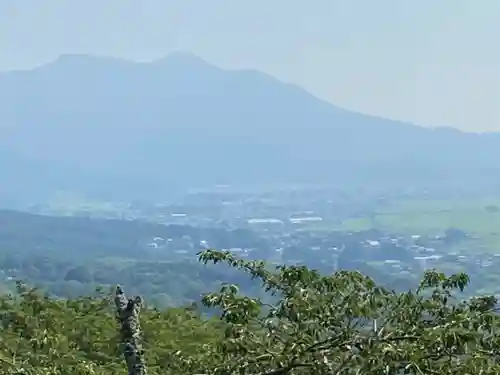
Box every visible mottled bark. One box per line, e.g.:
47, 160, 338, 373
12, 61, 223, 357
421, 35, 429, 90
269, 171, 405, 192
115, 285, 148, 375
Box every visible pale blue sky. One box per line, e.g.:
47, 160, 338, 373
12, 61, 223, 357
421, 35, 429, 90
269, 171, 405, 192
1, 1, 499, 131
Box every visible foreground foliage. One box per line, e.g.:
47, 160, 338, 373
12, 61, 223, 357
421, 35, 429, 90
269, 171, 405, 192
1, 250, 500, 374
0, 282, 222, 375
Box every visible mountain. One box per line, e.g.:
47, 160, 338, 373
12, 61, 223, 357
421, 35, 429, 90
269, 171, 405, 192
1, 52, 499, 202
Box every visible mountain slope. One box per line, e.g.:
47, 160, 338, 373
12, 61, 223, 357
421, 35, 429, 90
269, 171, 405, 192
1, 52, 499, 201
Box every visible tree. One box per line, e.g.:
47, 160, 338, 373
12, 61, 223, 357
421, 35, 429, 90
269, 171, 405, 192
195, 250, 500, 374
0, 282, 220, 374
64, 265, 93, 283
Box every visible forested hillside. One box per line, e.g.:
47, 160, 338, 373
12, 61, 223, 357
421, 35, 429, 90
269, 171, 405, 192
0, 210, 267, 306
0, 209, 264, 260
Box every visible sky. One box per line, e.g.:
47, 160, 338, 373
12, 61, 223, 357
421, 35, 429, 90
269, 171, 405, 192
1, 1, 500, 132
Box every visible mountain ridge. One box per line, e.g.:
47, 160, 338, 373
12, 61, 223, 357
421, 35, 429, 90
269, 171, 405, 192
1, 52, 499, 203
2, 52, 492, 135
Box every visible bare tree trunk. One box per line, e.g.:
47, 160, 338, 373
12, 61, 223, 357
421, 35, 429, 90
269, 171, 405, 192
115, 285, 148, 375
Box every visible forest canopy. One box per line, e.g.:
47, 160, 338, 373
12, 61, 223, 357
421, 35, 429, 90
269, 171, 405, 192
0, 250, 499, 375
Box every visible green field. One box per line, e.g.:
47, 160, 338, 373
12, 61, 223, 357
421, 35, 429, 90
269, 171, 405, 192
376, 198, 500, 235
309, 198, 500, 251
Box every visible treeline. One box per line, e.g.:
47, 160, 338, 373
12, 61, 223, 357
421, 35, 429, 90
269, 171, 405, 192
0, 209, 266, 260
0, 209, 270, 306
0, 255, 266, 307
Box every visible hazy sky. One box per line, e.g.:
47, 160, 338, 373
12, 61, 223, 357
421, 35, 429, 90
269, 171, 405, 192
2, 1, 499, 132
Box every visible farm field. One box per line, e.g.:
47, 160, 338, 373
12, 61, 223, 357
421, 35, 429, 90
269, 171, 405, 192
310, 198, 500, 252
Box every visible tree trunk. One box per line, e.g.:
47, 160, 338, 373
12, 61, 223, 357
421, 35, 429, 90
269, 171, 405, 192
114, 285, 148, 375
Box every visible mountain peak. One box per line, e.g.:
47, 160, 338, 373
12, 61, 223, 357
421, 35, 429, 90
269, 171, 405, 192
154, 51, 219, 72
34, 54, 135, 75
53, 53, 130, 66
164, 50, 206, 62
50, 51, 213, 69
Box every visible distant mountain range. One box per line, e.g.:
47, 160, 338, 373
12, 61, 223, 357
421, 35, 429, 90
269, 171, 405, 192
1, 52, 499, 203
